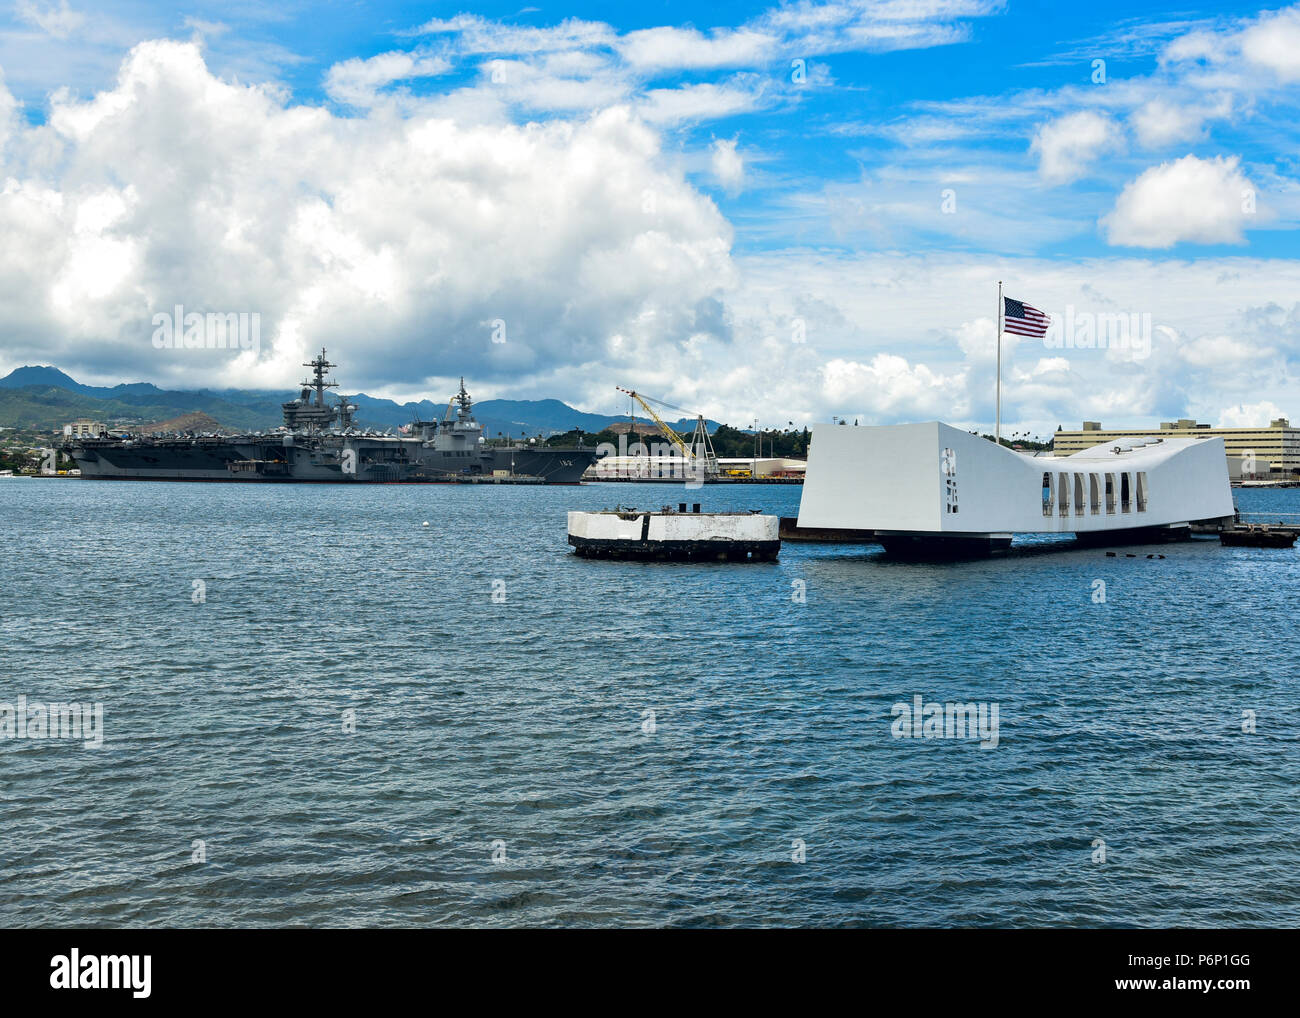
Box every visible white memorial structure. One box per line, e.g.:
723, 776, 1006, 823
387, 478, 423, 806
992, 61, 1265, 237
797, 422, 1234, 555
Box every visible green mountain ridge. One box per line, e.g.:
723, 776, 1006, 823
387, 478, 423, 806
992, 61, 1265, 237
0, 366, 722, 437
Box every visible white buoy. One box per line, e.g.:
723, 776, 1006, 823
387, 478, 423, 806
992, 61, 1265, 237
422, 521, 430, 527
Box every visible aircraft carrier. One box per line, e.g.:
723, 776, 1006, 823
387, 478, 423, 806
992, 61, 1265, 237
61, 350, 599, 484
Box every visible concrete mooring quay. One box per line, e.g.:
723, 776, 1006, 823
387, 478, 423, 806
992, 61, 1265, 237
568, 505, 780, 561
779, 516, 877, 543
452, 474, 544, 484
1218, 524, 1299, 548
583, 476, 803, 484
1194, 512, 1300, 547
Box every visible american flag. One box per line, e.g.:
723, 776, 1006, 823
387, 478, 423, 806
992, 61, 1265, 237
1002, 296, 1050, 337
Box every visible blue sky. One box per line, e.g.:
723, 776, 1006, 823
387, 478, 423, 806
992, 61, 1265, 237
1, 1, 1298, 436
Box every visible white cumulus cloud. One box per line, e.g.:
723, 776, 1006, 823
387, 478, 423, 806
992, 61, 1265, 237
1031, 111, 1123, 184
1177, 334, 1272, 366
618, 27, 777, 70
821, 354, 966, 418
637, 80, 767, 125
1238, 6, 1300, 82
16, 0, 84, 39
1162, 4, 1300, 83
1130, 95, 1233, 149
1218, 400, 1290, 427
0, 40, 737, 395
324, 50, 453, 106
710, 137, 744, 193
1101, 155, 1254, 248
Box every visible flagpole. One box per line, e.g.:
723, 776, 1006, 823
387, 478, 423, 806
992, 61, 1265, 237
995, 280, 1003, 446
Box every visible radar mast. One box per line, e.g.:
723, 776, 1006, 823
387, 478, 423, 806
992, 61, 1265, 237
302, 349, 338, 407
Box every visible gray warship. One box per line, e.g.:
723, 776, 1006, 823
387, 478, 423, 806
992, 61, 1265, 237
61, 350, 600, 484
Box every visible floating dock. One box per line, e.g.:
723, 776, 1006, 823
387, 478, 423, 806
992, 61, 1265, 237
568, 506, 780, 561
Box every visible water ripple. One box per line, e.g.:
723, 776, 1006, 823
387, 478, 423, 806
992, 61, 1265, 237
1, 480, 1298, 926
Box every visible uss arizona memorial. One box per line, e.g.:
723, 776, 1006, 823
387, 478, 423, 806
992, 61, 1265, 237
798, 422, 1235, 554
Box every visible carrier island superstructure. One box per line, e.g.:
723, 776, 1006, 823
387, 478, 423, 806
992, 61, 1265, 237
61, 350, 599, 484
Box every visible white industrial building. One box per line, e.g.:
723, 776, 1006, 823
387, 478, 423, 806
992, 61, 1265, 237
584, 454, 806, 480
63, 419, 107, 438
716, 457, 806, 478
584, 454, 695, 480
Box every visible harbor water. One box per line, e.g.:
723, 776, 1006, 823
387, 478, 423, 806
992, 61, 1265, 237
2, 479, 1298, 927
